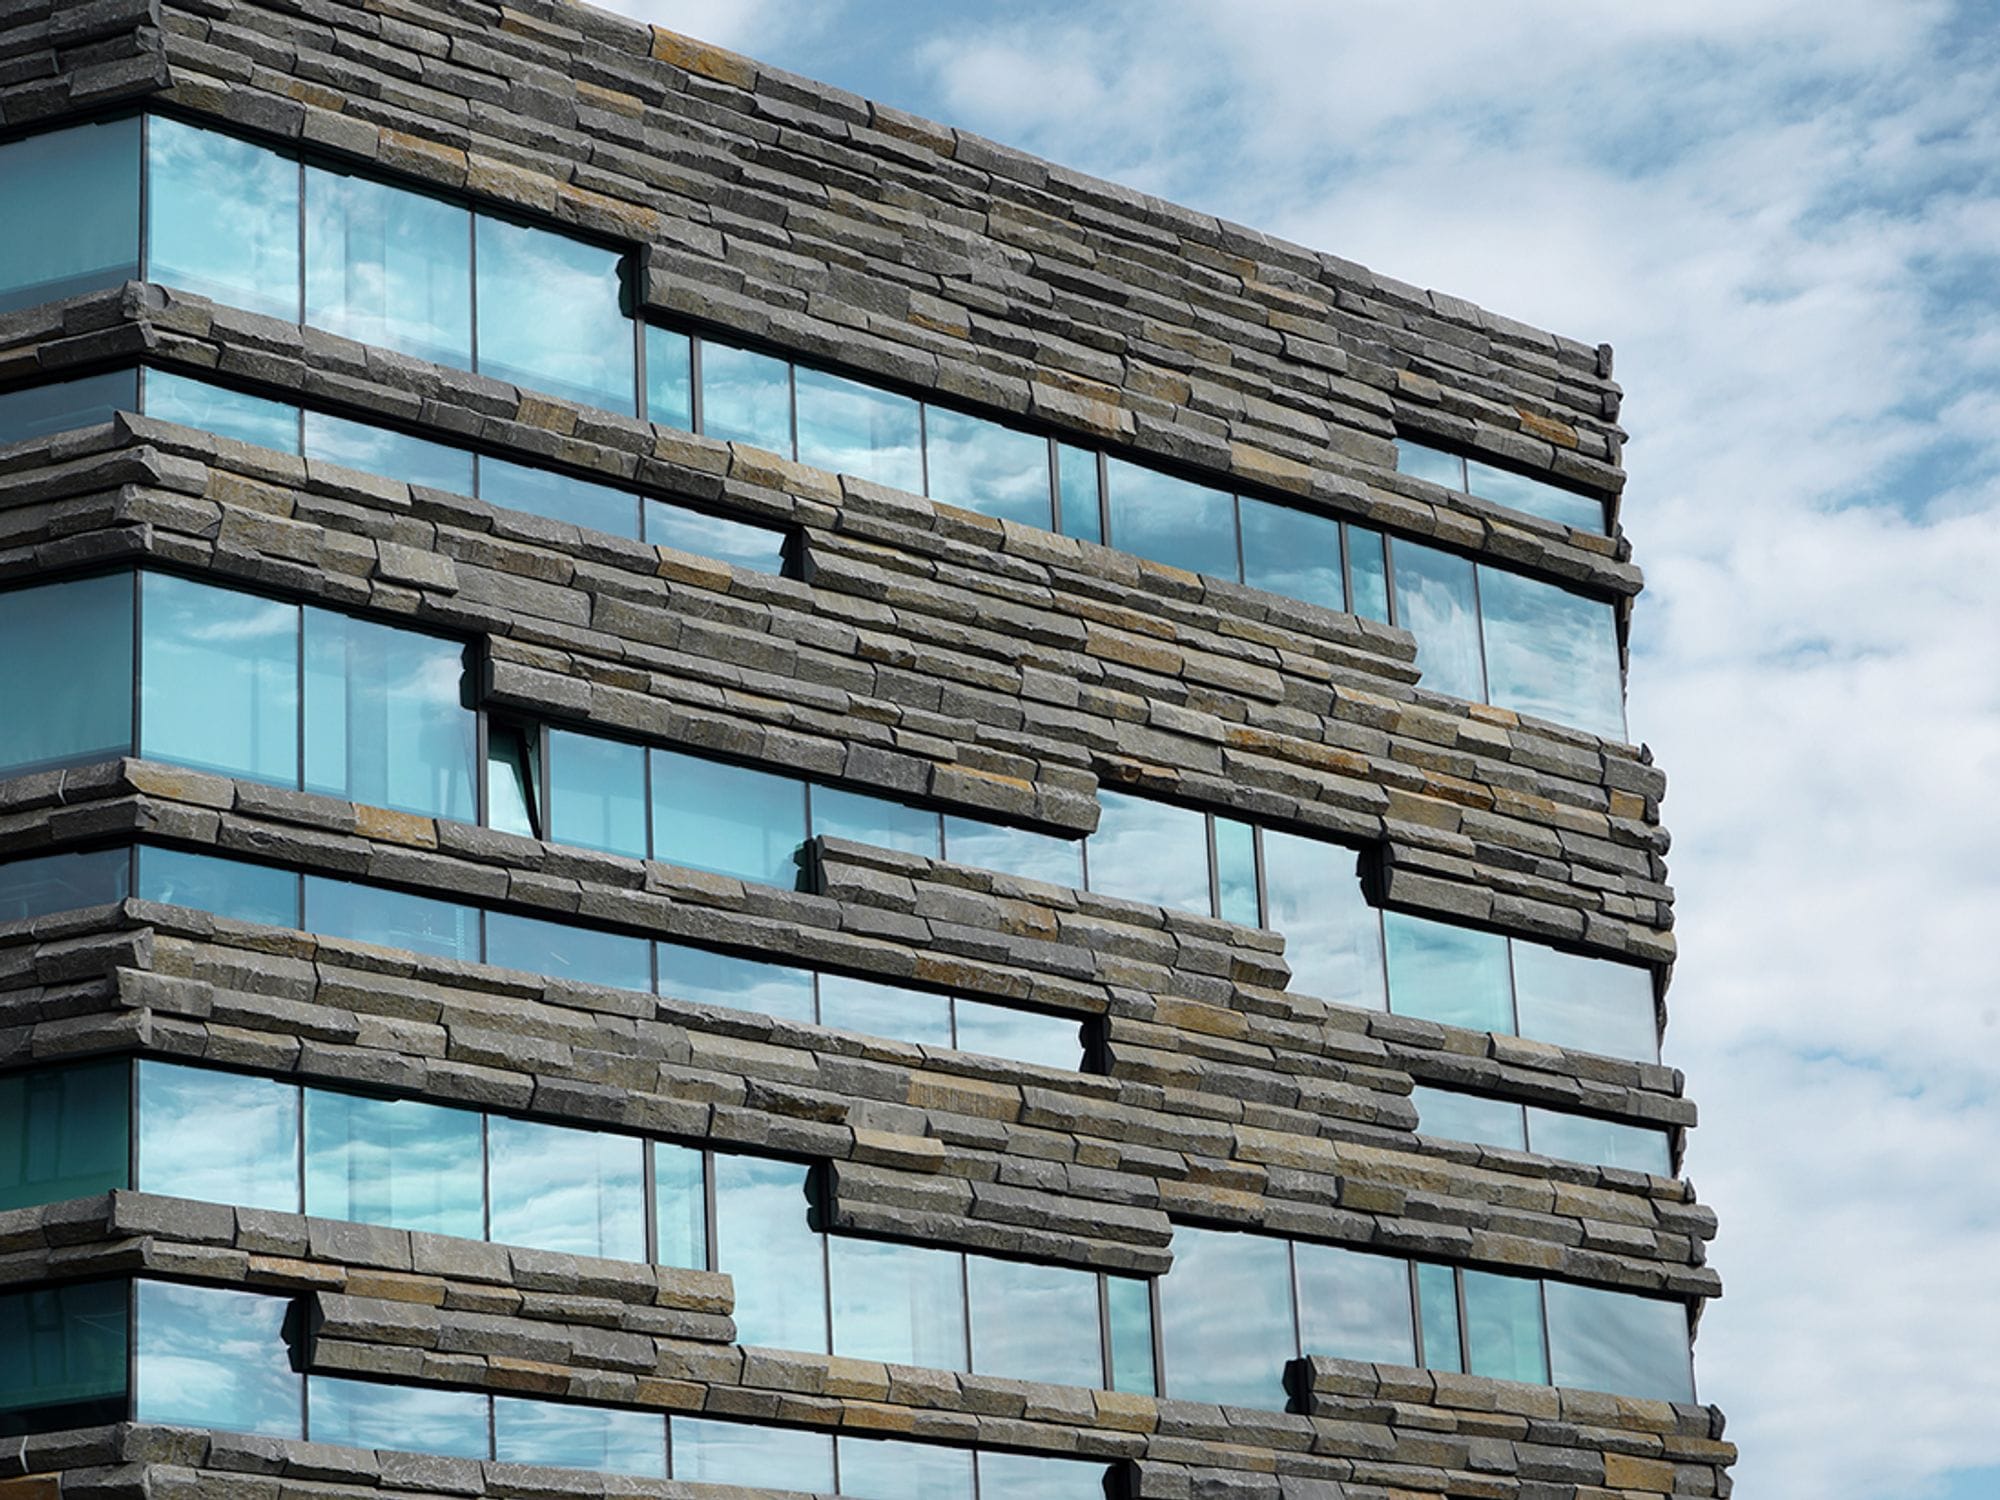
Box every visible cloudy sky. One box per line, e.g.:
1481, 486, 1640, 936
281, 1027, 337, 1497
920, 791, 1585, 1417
591, 4, 2000, 1494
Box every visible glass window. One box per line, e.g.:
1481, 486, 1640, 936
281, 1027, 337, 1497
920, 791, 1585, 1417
303, 608, 475, 820
1391, 539, 1485, 703
1544, 1283, 1693, 1402
1509, 943, 1658, 1062
1103, 457, 1237, 579
1462, 1270, 1547, 1385
1160, 1225, 1293, 1408
137, 1060, 300, 1213
1295, 1242, 1416, 1367
1056, 442, 1102, 545
304, 876, 479, 962
484, 911, 651, 992
643, 499, 787, 574
0, 1060, 129, 1212
1085, 791, 1210, 915
817, 973, 953, 1049
966, 1254, 1099, 1388
713, 1155, 825, 1352
1416, 1262, 1462, 1373
134, 1281, 300, 1437
0, 573, 133, 776
940, 816, 1082, 887
0, 1280, 127, 1430
811, 786, 940, 857
836, 1435, 975, 1500
1260, 831, 1385, 1009
303, 1089, 484, 1239
657, 941, 815, 1025
309, 1377, 488, 1457
827, 1236, 966, 1370
978, 1450, 1109, 1500
1384, 914, 1514, 1034
143, 370, 301, 451
951, 999, 1081, 1072
1525, 1107, 1672, 1177
495, 1396, 665, 1476
1465, 459, 1606, 533
486, 1116, 644, 1261
140, 573, 298, 785
672, 1416, 833, 1491
1239, 499, 1344, 611
1346, 523, 1390, 623
485, 722, 540, 840
304, 166, 471, 369
1212, 816, 1260, 927
651, 749, 807, 887
0, 849, 131, 923
643, 325, 693, 433
303, 410, 474, 493
1106, 1274, 1156, 1396
653, 1140, 708, 1272
794, 366, 921, 493
1477, 568, 1625, 741
1394, 439, 1466, 492
546, 729, 648, 860
0, 369, 139, 444
478, 456, 639, 538
924, 407, 1051, 528
696, 339, 791, 454
146, 118, 300, 322
0, 119, 140, 312
473, 216, 632, 413
135, 846, 298, 927
1412, 1086, 1526, 1152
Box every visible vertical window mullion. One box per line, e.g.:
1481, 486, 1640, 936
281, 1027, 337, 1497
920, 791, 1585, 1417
1203, 813, 1220, 921
689, 336, 704, 435
1469, 560, 1492, 704
1504, 937, 1522, 1039
1230, 494, 1246, 585
293, 157, 306, 326
1455, 1268, 1471, 1372
130, 568, 143, 761
642, 1138, 658, 1266
1095, 449, 1111, 546
1045, 434, 1061, 534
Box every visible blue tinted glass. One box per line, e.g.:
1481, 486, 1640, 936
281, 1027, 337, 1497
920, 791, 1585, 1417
951, 999, 1081, 1071
1412, 1086, 1526, 1152
837, 1436, 975, 1500
1394, 439, 1465, 491
139, 573, 298, 785
310, 1377, 487, 1457
0, 849, 130, 922
146, 117, 299, 322
1160, 1225, 1293, 1408
303, 608, 475, 820
811, 786, 940, 857
978, 1450, 1110, 1500
1525, 1107, 1672, 1176
303, 410, 474, 493
1345, 523, 1390, 622
1544, 1283, 1692, 1402
1384, 913, 1513, 1034
0, 120, 140, 312
135, 1281, 300, 1437
672, 1417, 832, 1490
477, 456, 640, 538
0, 370, 139, 444
547, 729, 648, 860
1295, 1242, 1415, 1366
651, 749, 807, 887
643, 325, 693, 432
0, 1060, 129, 1212
924, 407, 1050, 527
474, 216, 632, 413
1416, 1262, 1462, 1372
484, 911, 651, 992
495, 1396, 665, 1475
942, 816, 1083, 886
657, 941, 815, 1024
304, 166, 471, 369
1085, 791, 1210, 914
137, 1061, 300, 1213
827, 1236, 966, 1369
653, 1141, 707, 1271
817, 973, 953, 1048
135, 846, 298, 927
794, 366, 921, 492
1106, 1274, 1155, 1396
1213, 816, 1259, 927
1240, 499, 1344, 610
713, 1154, 825, 1352
1391, 539, 1485, 702
1477, 568, 1626, 740
643, 499, 787, 574
304, 1089, 484, 1238
1103, 457, 1237, 578
1462, 1270, 1546, 1385
966, 1254, 1099, 1387
1465, 459, 1606, 533
0, 572, 133, 776
1056, 442, 1102, 544
1509, 943, 1658, 1062
0, 1281, 127, 1427
487, 1115, 645, 1261
304, 876, 479, 962
143, 370, 300, 451
697, 339, 792, 454
485, 724, 538, 841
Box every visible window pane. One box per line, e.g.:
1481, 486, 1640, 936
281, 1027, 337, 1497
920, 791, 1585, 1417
484, 911, 650, 992
1391, 539, 1484, 702
1106, 1274, 1156, 1396
0, 1281, 127, 1429
657, 941, 815, 1024
653, 1141, 707, 1271
940, 816, 1082, 886
474, 216, 632, 413
1416, 1262, 1462, 1373
1477, 568, 1626, 740
1159, 1225, 1293, 1408
1462, 1270, 1546, 1385
1085, 791, 1210, 914
644, 499, 786, 574
713, 1154, 825, 1352
817, 973, 953, 1049
697, 339, 791, 454
547, 729, 648, 860
1056, 442, 1102, 545
1509, 943, 1658, 1062
966, 1254, 1099, 1387
978, 1451, 1110, 1500
1466, 459, 1606, 533
137, 1061, 300, 1213
671, 1416, 832, 1490
139, 572, 298, 785
304, 608, 475, 820
1383, 913, 1513, 1034
1346, 523, 1390, 623
309, 1376, 487, 1457
485, 722, 539, 840
0, 369, 139, 444
304, 875, 479, 962
303, 410, 474, 493
304, 1089, 484, 1238
0, 119, 140, 312
495, 1396, 664, 1476
478, 456, 639, 538
651, 749, 807, 887
795, 366, 921, 492
144, 370, 300, 451
304, 166, 471, 369
1393, 439, 1465, 492
0, 1061, 129, 1212
146, 117, 299, 322
0, 573, 133, 776
1525, 1107, 1673, 1177
836, 1436, 975, 1500
924, 407, 1050, 527
135, 846, 298, 927
811, 785, 940, 857
135, 1281, 299, 1437
1412, 1086, 1526, 1152
1295, 1242, 1415, 1367
1544, 1283, 1693, 1402
643, 324, 693, 432
1239, 499, 1344, 610
1260, 831, 1384, 1010
828, 1236, 966, 1370
487, 1116, 644, 1261
0, 849, 130, 922
1103, 457, 1237, 578
951, 999, 1081, 1072
1213, 816, 1259, 927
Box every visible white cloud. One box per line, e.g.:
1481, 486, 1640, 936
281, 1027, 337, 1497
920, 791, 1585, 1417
577, 0, 811, 55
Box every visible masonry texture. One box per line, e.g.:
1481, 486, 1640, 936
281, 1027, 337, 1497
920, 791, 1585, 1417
0, 1, 1730, 1497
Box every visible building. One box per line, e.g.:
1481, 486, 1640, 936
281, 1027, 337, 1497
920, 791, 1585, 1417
0, 1, 1733, 1497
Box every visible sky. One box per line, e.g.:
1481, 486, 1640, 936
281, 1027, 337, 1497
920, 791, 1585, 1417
588, 4, 2000, 1494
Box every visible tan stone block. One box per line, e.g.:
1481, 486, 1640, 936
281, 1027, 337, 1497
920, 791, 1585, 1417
513, 394, 578, 435
822, 1357, 891, 1400
355, 803, 438, 850
246, 1255, 346, 1290
1230, 440, 1314, 496
650, 28, 758, 88
1092, 1388, 1158, 1432
634, 1376, 706, 1409
657, 549, 735, 590
839, 1399, 917, 1433
576, 79, 645, 118
345, 1271, 447, 1306
1153, 997, 1248, 1040
378, 128, 467, 185
466, 153, 557, 213
907, 1071, 1020, 1120
0, 1477, 61, 1500
1383, 788, 1464, 831
1602, 1451, 1676, 1490
1519, 408, 1580, 449
487, 1356, 571, 1395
